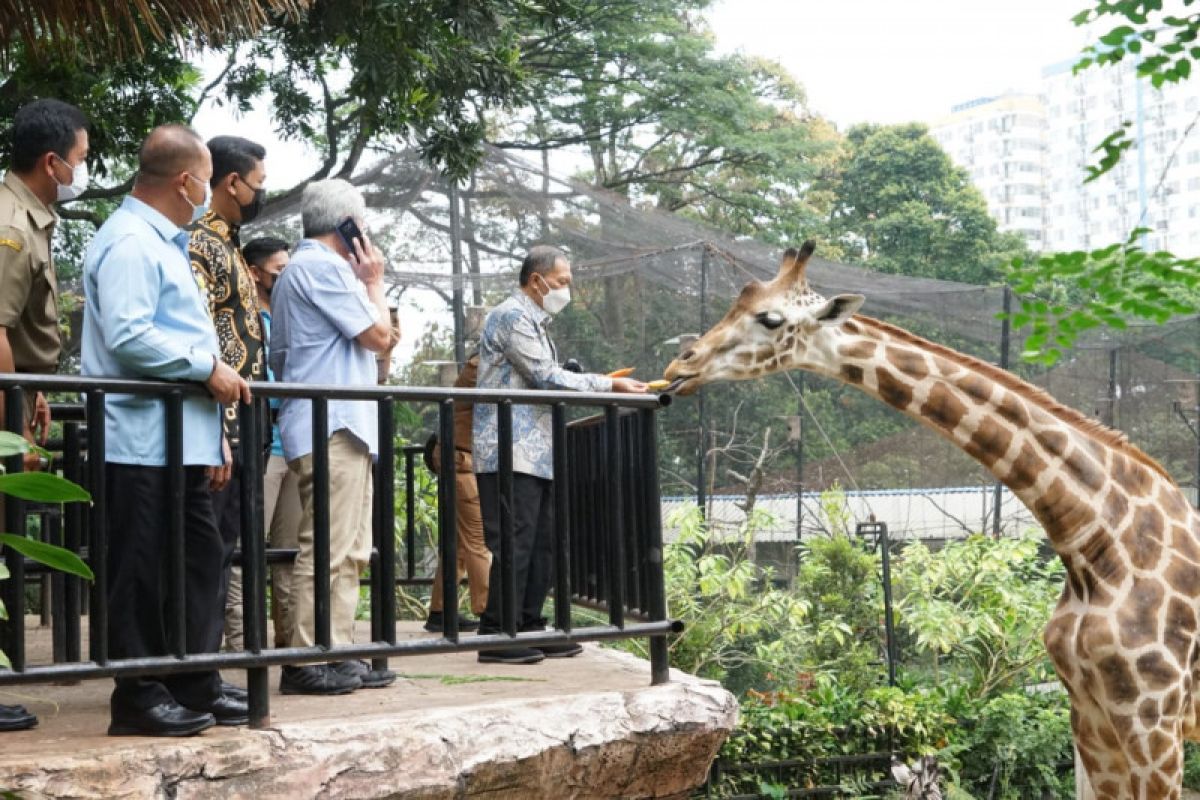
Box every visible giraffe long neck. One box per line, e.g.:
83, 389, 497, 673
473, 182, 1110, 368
813, 315, 1177, 556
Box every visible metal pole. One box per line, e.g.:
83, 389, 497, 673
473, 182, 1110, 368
697, 246, 709, 516
1108, 346, 1119, 430
796, 374, 805, 540
992, 287, 1011, 537
641, 408, 670, 685
879, 522, 897, 688
448, 180, 466, 367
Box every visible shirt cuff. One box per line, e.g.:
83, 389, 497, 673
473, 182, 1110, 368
187, 350, 217, 382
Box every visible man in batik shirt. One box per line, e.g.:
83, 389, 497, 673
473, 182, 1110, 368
186, 135, 268, 658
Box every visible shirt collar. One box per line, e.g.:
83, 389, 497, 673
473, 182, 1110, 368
122, 196, 188, 249
194, 208, 239, 242
3, 171, 56, 231
516, 290, 551, 327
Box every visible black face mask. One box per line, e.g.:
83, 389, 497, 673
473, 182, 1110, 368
240, 187, 266, 224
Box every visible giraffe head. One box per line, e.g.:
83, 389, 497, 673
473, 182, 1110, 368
664, 241, 864, 395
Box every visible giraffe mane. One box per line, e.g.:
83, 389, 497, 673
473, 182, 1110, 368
853, 315, 1174, 483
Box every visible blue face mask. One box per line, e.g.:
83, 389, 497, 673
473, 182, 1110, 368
183, 173, 211, 224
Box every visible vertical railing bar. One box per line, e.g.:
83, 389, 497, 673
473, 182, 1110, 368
86, 390, 108, 664
311, 397, 331, 650
438, 399, 459, 640
404, 450, 416, 582
551, 403, 571, 633
1, 386, 25, 670
48, 512, 65, 662
605, 405, 625, 628
640, 408, 670, 685
64, 420, 82, 663
376, 398, 397, 649
166, 391, 186, 658
497, 400, 516, 637
238, 396, 270, 727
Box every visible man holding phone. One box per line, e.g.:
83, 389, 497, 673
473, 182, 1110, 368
269, 178, 399, 694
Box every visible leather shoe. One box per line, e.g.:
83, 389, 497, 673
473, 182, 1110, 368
184, 693, 249, 726
109, 702, 215, 737
220, 681, 248, 701
0, 703, 36, 732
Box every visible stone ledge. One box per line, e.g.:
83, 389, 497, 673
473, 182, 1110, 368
0, 646, 736, 799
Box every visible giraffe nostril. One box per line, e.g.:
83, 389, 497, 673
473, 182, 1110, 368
681, 349, 696, 361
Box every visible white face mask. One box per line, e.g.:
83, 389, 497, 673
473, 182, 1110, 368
53, 155, 88, 202
183, 174, 211, 224
539, 276, 571, 315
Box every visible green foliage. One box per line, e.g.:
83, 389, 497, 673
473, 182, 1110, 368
1003, 228, 1200, 363
823, 123, 1030, 285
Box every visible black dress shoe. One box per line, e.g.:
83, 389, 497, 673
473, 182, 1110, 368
109, 702, 215, 737
423, 611, 482, 633
220, 681, 248, 701
0, 703, 36, 732
184, 693, 249, 726
280, 664, 361, 695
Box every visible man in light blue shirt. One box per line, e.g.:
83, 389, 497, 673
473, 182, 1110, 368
81, 125, 250, 737
269, 178, 397, 695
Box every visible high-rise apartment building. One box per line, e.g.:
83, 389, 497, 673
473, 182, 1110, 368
930, 56, 1200, 256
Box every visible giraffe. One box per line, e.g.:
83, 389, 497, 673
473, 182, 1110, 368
663, 241, 1200, 800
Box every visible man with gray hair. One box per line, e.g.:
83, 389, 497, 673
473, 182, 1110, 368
269, 178, 397, 694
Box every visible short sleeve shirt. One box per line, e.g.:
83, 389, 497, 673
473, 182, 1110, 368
0, 171, 60, 373
269, 239, 380, 461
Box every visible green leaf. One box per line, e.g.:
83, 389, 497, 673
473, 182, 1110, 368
0, 432, 29, 459
0, 533, 93, 580
0, 473, 91, 503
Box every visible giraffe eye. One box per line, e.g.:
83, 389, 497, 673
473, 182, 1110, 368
756, 311, 785, 330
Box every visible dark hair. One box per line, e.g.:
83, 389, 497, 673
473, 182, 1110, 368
518, 245, 568, 286
136, 124, 205, 183
11, 99, 88, 173
207, 135, 266, 186
242, 236, 290, 268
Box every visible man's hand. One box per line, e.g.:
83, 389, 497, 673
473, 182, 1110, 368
206, 360, 251, 405
348, 233, 385, 287
31, 392, 49, 445
208, 436, 232, 492
611, 377, 650, 394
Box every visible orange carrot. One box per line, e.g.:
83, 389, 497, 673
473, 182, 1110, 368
607, 367, 636, 378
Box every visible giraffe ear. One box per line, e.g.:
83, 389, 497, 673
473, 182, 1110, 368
815, 294, 864, 326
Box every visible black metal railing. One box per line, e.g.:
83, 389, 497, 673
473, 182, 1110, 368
0, 374, 676, 729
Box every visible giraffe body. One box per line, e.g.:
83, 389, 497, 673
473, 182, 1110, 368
664, 242, 1200, 799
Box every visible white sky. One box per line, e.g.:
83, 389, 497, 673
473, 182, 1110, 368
706, 0, 1091, 128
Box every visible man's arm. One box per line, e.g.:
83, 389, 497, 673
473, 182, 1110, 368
348, 236, 393, 353
503, 315, 612, 393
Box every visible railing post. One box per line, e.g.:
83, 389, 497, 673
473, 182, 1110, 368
404, 448, 416, 582
238, 396, 270, 728
375, 397, 397, 660
1, 386, 25, 670
605, 406, 625, 629
311, 397, 331, 649
64, 421, 83, 663
551, 403, 571, 633
640, 408, 670, 685
437, 399, 458, 640
166, 391, 186, 658
86, 390, 108, 665
498, 400, 516, 637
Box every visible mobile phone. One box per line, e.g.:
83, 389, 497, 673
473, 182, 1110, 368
335, 216, 365, 254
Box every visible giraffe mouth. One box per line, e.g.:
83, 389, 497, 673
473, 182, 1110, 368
664, 376, 695, 395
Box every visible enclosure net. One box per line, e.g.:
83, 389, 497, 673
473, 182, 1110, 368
253, 146, 1200, 544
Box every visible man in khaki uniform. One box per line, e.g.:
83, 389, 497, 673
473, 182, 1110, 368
0, 98, 89, 731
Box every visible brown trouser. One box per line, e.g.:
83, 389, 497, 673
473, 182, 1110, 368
429, 448, 491, 615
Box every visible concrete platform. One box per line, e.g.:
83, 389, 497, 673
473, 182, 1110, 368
0, 620, 735, 799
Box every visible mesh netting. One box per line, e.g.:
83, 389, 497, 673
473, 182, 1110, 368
251, 146, 1200, 537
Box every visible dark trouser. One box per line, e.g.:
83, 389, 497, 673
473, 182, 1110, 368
476, 472, 555, 634
107, 464, 224, 712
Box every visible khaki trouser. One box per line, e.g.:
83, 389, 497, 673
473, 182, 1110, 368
429, 449, 491, 615
289, 430, 373, 648
221, 454, 303, 650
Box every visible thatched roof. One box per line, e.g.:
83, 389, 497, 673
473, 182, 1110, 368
0, 0, 309, 59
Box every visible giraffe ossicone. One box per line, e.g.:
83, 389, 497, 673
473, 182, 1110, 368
664, 241, 1200, 800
